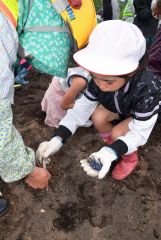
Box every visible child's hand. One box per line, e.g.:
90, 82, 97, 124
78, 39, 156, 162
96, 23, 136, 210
36, 136, 63, 162
80, 147, 117, 179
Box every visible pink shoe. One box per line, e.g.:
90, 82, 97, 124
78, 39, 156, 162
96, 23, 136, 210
99, 133, 113, 144
112, 151, 138, 180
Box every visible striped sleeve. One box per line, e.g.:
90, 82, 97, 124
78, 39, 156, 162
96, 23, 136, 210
55, 94, 98, 139
84, 80, 99, 101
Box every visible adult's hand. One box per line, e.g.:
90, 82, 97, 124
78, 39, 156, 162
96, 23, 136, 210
36, 136, 63, 163
25, 167, 51, 189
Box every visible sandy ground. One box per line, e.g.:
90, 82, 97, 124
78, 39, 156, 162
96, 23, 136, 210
0, 70, 161, 240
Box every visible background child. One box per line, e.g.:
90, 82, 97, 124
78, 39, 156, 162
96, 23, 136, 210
36, 20, 161, 181
41, 67, 92, 128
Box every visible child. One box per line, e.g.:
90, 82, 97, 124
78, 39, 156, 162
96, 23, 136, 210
41, 67, 92, 128
36, 20, 161, 181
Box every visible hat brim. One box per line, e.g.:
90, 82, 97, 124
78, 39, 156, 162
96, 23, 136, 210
74, 48, 138, 76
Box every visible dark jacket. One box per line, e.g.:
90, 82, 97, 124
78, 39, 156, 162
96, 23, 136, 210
133, 0, 158, 38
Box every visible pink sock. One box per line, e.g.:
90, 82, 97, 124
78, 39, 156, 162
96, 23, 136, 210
99, 132, 113, 144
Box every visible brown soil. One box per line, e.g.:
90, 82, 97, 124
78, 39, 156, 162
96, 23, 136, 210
0, 70, 161, 240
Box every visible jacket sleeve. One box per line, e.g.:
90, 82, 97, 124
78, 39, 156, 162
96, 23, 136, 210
110, 114, 158, 157
54, 94, 98, 141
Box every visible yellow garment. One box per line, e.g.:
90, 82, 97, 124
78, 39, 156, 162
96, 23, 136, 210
51, 0, 97, 49
0, 0, 18, 28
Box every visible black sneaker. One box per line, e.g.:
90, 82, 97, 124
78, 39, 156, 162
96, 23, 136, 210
0, 199, 10, 216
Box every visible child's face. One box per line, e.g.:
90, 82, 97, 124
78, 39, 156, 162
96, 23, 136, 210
90, 72, 128, 92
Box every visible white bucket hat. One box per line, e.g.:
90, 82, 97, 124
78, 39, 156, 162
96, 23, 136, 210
74, 20, 146, 75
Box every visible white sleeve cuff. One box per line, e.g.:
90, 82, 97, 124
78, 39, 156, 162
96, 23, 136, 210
118, 114, 158, 154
